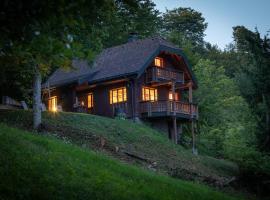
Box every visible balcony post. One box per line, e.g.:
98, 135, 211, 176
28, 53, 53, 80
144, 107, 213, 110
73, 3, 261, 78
188, 82, 193, 103
188, 82, 193, 115
172, 81, 176, 115
173, 116, 178, 144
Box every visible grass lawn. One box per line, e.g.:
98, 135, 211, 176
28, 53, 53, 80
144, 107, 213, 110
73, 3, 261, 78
0, 110, 238, 187
0, 123, 240, 200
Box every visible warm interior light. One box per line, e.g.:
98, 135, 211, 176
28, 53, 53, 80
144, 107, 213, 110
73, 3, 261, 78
48, 96, 57, 112
154, 57, 164, 67
88, 93, 94, 108
110, 87, 127, 104
169, 92, 179, 101
142, 87, 157, 101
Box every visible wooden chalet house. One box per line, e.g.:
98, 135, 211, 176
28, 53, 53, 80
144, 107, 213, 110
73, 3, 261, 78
42, 35, 198, 143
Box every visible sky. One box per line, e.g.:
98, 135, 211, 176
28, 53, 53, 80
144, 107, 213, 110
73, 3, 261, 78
152, 0, 270, 49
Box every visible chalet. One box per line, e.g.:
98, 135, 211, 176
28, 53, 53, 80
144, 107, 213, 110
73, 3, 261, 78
42, 35, 198, 144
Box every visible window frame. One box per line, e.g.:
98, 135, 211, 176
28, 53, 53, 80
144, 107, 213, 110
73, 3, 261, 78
142, 86, 158, 101
109, 87, 127, 104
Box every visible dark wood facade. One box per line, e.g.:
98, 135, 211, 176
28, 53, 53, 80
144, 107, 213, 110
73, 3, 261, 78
43, 45, 198, 143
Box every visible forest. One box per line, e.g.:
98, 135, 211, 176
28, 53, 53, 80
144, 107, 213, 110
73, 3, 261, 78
0, 0, 270, 198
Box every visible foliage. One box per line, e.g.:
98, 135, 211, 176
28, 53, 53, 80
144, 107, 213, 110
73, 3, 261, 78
0, 123, 240, 200
232, 26, 270, 150
162, 7, 207, 49
193, 59, 257, 158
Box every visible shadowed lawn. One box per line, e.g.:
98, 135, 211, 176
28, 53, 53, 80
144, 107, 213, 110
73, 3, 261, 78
0, 110, 238, 186
0, 123, 240, 200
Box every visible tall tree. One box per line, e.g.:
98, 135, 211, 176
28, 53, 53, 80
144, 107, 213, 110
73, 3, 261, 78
162, 7, 207, 49
193, 59, 256, 157
232, 26, 270, 150
0, 0, 113, 129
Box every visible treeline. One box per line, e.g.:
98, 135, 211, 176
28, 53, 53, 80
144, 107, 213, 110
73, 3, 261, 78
0, 0, 269, 189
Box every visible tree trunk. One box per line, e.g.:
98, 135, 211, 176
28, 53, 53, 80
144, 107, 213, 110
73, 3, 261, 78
33, 65, 42, 130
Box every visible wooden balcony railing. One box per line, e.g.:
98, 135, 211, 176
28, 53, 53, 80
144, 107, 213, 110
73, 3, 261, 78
140, 100, 198, 119
146, 66, 184, 83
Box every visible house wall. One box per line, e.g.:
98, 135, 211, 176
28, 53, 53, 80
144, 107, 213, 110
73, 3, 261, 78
44, 81, 134, 118
91, 81, 131, 117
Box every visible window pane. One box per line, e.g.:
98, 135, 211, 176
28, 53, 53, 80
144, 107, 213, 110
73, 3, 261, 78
142, 87, 158, 101
145, 88, 149, 101
150, 89, 154, 101
118, 89, 123, 102
110, 87, 127, 104
169, 92, 173, 100
88, 93, 93, 108
113, 90, 117, 104
123, 88, 127, 101
155, 57, 161, 66
155, 57, 163, 67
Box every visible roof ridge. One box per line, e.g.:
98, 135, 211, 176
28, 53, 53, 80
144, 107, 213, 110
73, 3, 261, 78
102, 36, 164, 52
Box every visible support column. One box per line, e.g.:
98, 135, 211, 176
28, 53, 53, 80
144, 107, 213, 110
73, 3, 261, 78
191, 120, 197, 154
188, 82, 193, 103
172, 81, 176, 115
173, 117, 178, 144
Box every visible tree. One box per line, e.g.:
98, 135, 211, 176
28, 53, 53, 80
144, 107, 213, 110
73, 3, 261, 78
232, 26, 270, 150
0, 0, 113, 129
193, 59, 256, 157
101, 0, 161, 47
162, 7, 207, 48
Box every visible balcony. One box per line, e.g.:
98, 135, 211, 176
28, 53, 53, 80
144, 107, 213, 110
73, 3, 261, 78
140, 100, 198, 119
146, 66, 184, 84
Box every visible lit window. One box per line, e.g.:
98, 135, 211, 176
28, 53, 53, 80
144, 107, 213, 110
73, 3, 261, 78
88, 93, 93, 108
48, 96, 57, 112
169, 91, 179, 101
110, 87, 127, 104
142, 87, 157, 101
154, 57, 164, 67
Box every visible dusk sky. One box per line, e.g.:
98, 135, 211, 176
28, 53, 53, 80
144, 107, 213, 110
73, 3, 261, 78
153, 0, 270, 49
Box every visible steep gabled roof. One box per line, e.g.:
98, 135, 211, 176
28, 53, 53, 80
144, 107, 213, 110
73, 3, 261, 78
43, 37, 197, 88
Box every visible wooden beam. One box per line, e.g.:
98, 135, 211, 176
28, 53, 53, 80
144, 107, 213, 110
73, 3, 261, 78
149, 81, 172, 87
173, 117, 178, 144
191, 120, 196, 154
188, 82, 193, 103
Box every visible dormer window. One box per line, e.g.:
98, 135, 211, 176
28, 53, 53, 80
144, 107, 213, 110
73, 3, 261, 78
154, 57, 164, 67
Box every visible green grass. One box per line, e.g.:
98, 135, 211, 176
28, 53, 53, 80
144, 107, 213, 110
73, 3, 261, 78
0, 110, 238, 186
0, 123, 240, 200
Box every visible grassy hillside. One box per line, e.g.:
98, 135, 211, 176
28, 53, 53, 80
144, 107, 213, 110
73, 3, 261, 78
0, 123, 240, 200
0, 110, 238, 187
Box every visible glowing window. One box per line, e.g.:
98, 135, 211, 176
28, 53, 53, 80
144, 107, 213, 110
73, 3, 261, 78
110, 87, 127, 104
48, 96, 57, 112
87, 93, 93, 108
142, 87, 157, 101
169, 91, 179, 101
154, 57, 164, 67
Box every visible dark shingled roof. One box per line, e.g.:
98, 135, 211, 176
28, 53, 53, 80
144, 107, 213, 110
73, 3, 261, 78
43, 36, 196, 88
